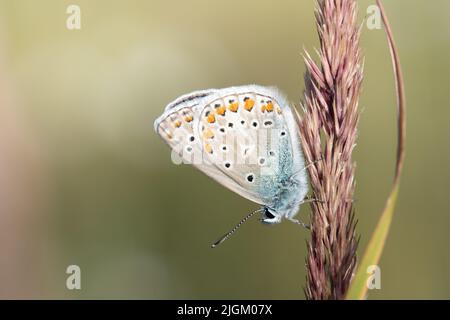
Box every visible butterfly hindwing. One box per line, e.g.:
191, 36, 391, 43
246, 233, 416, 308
196, 86, 300, 206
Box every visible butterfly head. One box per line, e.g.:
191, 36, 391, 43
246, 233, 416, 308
260, 207, 282, 224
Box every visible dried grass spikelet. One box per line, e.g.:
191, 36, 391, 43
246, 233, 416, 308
297, 0, 363, 300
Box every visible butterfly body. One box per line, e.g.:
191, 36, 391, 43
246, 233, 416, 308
154, 85, 308, 229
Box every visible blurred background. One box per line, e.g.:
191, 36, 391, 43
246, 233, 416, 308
0, 0, 448, 299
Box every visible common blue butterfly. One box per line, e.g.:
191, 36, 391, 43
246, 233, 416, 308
154, 85, 310, 247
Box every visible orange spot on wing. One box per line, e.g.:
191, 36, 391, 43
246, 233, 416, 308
266, 102, 274, 112
174, 120, 182, 128
229, 102, 239, 112
203, 128, 215, 139
244, 99, 255, 111
185, 115, 193, 122
216, 106, 226, 116
261, 104, 267, 112
276, 107, 282, 114
207, 113, 216, 123
204, 143, 213, 154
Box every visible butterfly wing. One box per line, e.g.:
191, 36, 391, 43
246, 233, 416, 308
154, 90, 265, 204
194, 85, 306, 207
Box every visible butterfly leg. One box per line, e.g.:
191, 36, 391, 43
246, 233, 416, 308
302, 195, 325, 204
304, 157, 323, 168
290, 158, 323, 180
286, 195, 324, 229
287, 217, 310, 229
303, 195, 356, 204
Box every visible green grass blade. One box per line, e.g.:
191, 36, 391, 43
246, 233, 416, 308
345, 184, 399, 299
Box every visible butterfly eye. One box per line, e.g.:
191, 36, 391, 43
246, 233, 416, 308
246, 173, 255, 183
258, 157, 266, 166
252, 121, 259, 128
224, 162, 231, 169
228, 123, 234, 128
264, 207, 275, 219
221, 145, 228, 152
280, 131, 286, 137
189, 136, 195, 142
219, 127, 226, 133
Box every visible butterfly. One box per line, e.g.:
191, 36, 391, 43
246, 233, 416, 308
154, 85, 310, 247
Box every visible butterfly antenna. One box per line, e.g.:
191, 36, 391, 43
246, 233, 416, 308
211, 209, 263, 248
